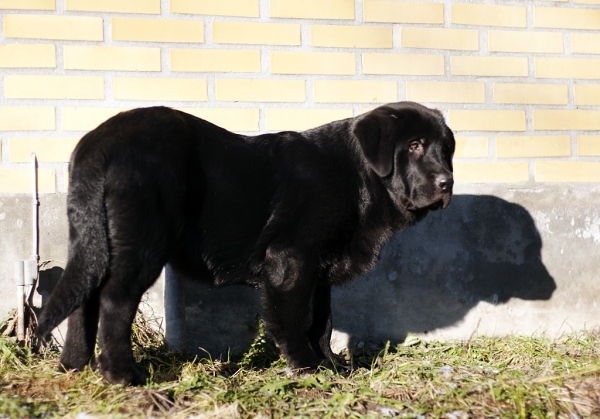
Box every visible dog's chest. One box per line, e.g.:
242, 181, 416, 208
322, 222, 393, 285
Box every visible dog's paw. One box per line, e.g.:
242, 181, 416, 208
317, 358, 354, 376
60, 349, 94, 372
287, 356, 352, 375
97, 355, 150, 386
286, 355, 325, 372
103, 365, 150, 386
329, 359, 354, 374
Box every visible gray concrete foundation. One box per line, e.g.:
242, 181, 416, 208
0, 184, 598, 356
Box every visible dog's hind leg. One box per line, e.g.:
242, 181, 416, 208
94, 185, 178, 385
95, 233, 170, 385
36, 159, 111, 370
60, 290, 100, 371
96, 259, 165, 385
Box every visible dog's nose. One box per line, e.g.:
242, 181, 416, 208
436, 174, 454, 192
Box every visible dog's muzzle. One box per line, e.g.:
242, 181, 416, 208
435, 173, 453, 209
435, 173, 453, 193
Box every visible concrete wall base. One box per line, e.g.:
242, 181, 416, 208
0, 184, 597, 356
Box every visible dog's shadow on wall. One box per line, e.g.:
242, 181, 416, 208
331, 194, 557, 347
36, 266, 63, 308
37, 195, 557, 356
182, 194, 556, 356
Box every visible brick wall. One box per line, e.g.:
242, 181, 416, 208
1, 0, 600, 194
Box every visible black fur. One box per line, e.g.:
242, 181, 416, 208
36, 102, 455, 385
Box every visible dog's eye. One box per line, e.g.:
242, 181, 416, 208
409, 142, 420, 151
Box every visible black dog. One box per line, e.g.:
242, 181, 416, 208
36, 102, 455, 385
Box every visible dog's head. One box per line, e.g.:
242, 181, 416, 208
353, 101, 455, 212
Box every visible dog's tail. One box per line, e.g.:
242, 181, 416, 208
36, 154, 109, 341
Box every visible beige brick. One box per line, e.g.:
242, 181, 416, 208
534, 110, 600, 131
311, 25, 393, 48
575, 0, 600, 3
449, 110, 526, 132
0, 44, 55, 68
213, 22, 300, 45
0, 107, 55, 131
178, 108, 259, 132
454, 162, 529, 183
271, 51, 355, 75
216, 79, 305, 102
496, 136, 571, 158
534, 7, 600, 30
270, 0, 354, 19
112, 18, 204, 43
574, 85, 600, 106
535, 162, 600, 182
313, 80, 397, 103
494, 83, 567, 105
9, 138, 78, 163
452, 57, 528, 77
362, 53, 444, 76
63, 107, 130, 131
364, 0, 444, 24
454, 136, 489, 158
452, 4, 526, 27
0, 169, 55, 193
578, 136, 600, 156
266, 108, 354, 131
5, 76, 104, 100
114, 77, 207, 101
171, 49, 260, 73
64, 46, 161, 71
406, 82, 484, 104
4, 14, 103, 41
171, 0, 259, 17
572, 33, 600, 54
64, 168, 70, 191
489, 30, 563, 53
66, 0, 159, 13
0, 0, 54, 10
536, 58, 600, 79
401, 28, 478, 51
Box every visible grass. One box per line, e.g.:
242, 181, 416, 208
0, 311, 598, 418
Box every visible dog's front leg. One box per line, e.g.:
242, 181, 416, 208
261, 252, 327, 370
308, 284, 351, 372
308, 284, 338, 363
262, 281, 325, 370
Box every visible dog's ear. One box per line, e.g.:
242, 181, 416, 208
352, 108, 401, 177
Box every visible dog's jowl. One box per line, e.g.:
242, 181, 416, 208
36, 102, 455, 385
